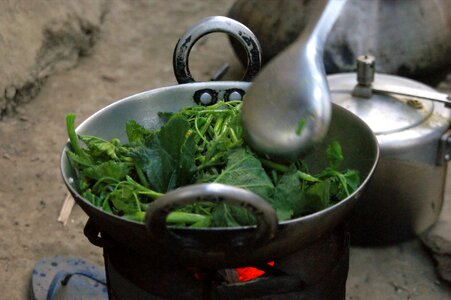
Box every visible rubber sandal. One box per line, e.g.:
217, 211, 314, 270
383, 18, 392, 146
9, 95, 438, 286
30, 256, 108, 300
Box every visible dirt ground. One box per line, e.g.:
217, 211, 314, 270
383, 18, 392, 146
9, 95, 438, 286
0, 0, 450, 299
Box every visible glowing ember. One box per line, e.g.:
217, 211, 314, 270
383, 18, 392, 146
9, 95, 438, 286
235, 261, 274, 282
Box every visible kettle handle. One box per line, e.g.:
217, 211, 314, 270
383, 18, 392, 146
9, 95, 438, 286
437, 129, 451, 166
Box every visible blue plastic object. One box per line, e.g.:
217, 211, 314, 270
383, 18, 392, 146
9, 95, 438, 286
30, 256, 107, 300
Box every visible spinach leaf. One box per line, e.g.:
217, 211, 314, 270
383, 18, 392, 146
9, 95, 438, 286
199, 148, 274, 226
126, 120, 152, 144
208, 147, 274, 200
66, 150, 93, 168
81, 161, 131, 182
333, 169, 360, 200
326, 140, 343, 169
314, 141, 360, 203
82, 190, 102, 207
131, 116, 196, 193
211, 203, 255, 227
343, 169, 360, 191
302, 180, 331, 214
108, 185, 142, 215
272, 168, 303, 220
316, 168, 360, 201
79, 135, 125, 160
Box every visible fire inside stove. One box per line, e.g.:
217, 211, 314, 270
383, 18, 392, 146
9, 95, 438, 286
191, 261, 275, 284
234, 262, 274, 282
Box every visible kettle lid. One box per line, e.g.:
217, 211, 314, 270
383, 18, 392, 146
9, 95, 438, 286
328, 56, 436, 135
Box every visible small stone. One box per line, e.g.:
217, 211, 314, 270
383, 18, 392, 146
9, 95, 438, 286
101, 75, 116, 82
422, 220, 451, 283
433, 254, 451, 283
38, 200, 46, 210
4, 86, 16, 100
421, 220, 451, 255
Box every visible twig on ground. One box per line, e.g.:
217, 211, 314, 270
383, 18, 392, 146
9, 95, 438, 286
58, 194, 75, 226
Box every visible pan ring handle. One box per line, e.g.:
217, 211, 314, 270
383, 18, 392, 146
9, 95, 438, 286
145, 183, 278, 250
173, 16, 262, 84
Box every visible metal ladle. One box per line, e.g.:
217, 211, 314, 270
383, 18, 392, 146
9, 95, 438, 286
242, 0, 347, 162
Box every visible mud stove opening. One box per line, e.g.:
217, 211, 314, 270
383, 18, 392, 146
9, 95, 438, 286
96, 224, 349, 300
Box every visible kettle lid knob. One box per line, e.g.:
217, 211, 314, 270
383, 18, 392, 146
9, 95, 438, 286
356, 55, 376, 86
352, 55, 376, 98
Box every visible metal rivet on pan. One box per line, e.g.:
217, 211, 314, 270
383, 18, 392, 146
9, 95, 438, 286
199, 92, 213, 105
228, 91, 242, 101
194, 89, 218, 105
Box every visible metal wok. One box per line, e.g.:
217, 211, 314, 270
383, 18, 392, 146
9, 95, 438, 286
61, 15, 378, 269
61, 80, 379, 269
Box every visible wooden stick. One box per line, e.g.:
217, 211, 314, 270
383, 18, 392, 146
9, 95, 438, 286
58, 194, 75, 226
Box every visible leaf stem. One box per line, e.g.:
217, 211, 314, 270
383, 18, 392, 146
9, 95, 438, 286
259, 158, 290, 173
66, 113, 85, 157
297, 171, 320, 182
166, 211, 209, 225
125, 176, 163, 199
135, 163, 149, 187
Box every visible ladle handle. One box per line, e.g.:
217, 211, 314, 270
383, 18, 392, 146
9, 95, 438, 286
145, 183, 278, 252
173, 16, 262, 84
296, 0, 347, 52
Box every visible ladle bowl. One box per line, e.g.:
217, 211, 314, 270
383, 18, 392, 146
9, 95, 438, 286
242, 0, 347, 162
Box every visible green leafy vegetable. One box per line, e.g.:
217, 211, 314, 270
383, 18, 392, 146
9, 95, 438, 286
206, 148, 273, 200
66, 113, 87, 158
65, 100, 360, 227
81, 161, 131, 181
126, 120, 152, 144
131, 116, 196, 193
326, 141, 344, 169
79, 136, 121, 160
198, 148, 274, 227
272, 168, 302, 220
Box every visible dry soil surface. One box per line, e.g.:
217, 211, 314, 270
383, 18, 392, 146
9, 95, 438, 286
0, 1, 450, 299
